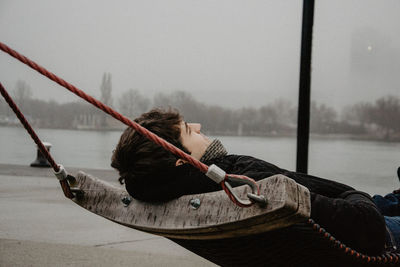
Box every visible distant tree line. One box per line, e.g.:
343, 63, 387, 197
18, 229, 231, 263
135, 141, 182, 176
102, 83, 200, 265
152, 91, 297, 136
152, 91, 400, 141
0, 80, 102, 129
1, 77, 399, 141
341, 96, 400, 140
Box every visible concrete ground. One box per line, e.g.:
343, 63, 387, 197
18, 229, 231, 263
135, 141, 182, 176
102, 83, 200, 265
0, 164, 215, 267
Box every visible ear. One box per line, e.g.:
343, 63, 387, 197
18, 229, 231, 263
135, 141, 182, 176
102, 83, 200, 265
175, 159, 187, 166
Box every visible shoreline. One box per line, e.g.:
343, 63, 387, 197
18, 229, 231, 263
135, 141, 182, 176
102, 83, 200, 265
2, 124, 399, 143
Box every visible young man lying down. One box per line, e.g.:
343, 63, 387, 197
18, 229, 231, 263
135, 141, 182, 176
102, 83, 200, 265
112, 109, 400, 255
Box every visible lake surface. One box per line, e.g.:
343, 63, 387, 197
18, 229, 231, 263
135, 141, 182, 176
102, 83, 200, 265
1, 126, 399, 195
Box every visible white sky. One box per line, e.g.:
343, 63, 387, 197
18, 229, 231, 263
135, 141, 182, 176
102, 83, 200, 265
0, 0, 399, 110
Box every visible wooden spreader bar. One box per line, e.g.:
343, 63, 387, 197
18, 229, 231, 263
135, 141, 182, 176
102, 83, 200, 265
72, 173, 311, 240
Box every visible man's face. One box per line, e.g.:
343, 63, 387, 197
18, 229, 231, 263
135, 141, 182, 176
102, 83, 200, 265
179, 121, 211, 160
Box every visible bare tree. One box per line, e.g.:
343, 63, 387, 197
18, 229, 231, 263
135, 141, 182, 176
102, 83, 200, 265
100, 73, 113, 107
0, 97, 10, 117
310, 102, 338, 133
13, 80, 32, 106
99, 73, 113, 127
342, 102, 373, 127
119, 89, 150, 119
370, 96, 400, 139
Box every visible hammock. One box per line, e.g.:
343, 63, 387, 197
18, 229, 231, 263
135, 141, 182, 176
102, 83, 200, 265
72, 171, 400, 266
1, 42, 400, 266
72, 172, 310, 239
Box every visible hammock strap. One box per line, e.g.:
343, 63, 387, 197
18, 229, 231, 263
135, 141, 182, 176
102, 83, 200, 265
307, 218, 400, 264
0, 83, 74, 199
0, 41, 265, 207
0, 41, 208, 175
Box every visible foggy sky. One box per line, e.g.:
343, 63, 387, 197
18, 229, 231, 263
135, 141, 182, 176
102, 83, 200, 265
0, 0, 399, 110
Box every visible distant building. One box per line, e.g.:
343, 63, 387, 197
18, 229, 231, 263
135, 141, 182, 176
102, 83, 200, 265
72, 113, 123, 130
73, 113, 102, 130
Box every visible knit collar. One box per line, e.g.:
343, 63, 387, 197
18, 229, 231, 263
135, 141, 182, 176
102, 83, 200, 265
199, 139, 228, 163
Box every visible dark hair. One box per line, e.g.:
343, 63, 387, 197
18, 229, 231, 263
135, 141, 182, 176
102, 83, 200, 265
111, 108, 189, 185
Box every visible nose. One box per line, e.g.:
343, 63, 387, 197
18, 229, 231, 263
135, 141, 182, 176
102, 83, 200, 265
188, 123, 201, 133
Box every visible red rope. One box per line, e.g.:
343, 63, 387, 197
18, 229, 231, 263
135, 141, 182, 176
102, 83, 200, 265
0, 82, 74, 199
0, 41, 208, 174
0, 41, 261, 207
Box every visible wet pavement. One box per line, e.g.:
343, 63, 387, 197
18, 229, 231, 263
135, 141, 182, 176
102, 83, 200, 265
0, 164, 215, 267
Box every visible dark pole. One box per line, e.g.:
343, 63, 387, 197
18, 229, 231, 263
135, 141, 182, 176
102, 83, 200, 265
296, 0, 315, 173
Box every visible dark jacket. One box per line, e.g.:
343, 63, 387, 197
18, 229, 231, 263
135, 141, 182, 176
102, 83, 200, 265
125, 154, 386, 255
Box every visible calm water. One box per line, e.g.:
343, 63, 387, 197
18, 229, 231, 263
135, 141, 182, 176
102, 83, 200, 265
1, 126, 399, 195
